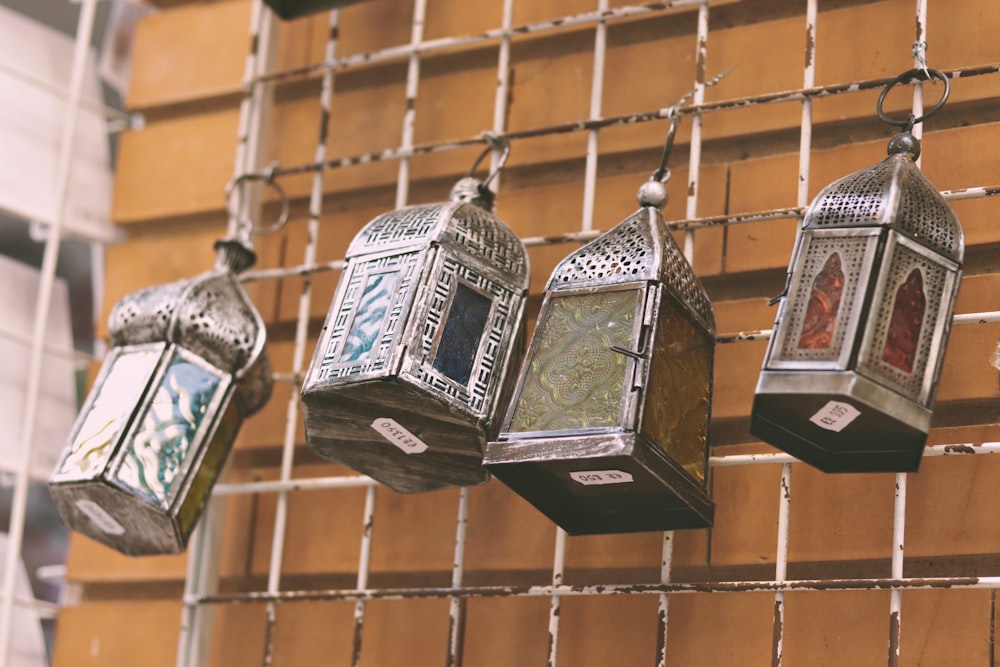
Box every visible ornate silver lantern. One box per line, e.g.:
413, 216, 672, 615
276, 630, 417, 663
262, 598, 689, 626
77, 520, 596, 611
301, 139, 530, 493
48, 180, 277, 556
484, 116, 715, 535
752, 69, 962, 473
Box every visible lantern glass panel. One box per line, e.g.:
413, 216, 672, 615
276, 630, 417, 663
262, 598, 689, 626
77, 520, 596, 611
341, 271, 399, 363
641, 298, 711, 483
507, 289, 639, 434
797, 251, 845, 351
882, 268, 924, 373
57, 347, 162, 479
114, 354, 224, 505
432, 282, 492, 386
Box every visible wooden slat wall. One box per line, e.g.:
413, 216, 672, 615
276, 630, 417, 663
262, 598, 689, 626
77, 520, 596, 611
52, 1, 1000, 665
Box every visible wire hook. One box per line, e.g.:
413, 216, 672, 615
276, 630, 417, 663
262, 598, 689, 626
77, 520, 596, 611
224, 161, 291, 237
466, 132, 511, 190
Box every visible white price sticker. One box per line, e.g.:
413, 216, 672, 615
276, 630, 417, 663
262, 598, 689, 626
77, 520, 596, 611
371, 418, 429, 454
569, 470, 634, 486
75, 499, 126, 535
808, 400, 861, 432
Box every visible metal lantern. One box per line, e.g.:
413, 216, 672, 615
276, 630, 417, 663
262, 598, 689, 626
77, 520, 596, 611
263, 0, 368, 20
49, 223, 274, 556
752, 69, 962, 473
301, 140, 529, 493
483, 121, 716, 535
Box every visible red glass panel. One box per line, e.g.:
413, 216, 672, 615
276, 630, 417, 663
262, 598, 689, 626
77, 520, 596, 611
797, 252, 845, 350
882, 268, 925, 373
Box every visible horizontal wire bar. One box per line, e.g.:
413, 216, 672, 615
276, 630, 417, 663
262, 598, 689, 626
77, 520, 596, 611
250, 0, 708, 87
185, 574, 1000, 607
249, 62, 1000, 181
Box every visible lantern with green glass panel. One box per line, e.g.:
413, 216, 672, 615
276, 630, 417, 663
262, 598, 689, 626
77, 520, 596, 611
301, 161, 530, 493
483, 179, 715, 535
751, 69, 963, 473
48, 239, 272, 555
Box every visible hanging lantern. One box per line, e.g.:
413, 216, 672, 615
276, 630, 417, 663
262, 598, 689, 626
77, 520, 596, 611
262, 0, 368, 20
752, 68, 962, 473
48, 178, 280, 556
301, 138, 530, 493
483, 115, 715, 535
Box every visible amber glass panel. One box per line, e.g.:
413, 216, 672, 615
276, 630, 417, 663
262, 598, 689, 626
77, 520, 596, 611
882, 268, 925, 373
797, 252, 845, 350
642, 299, 711, 484
507, 290, 639, 433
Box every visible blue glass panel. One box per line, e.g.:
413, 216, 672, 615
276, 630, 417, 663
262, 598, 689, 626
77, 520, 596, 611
432, 283, 492, 385
340, 272, 399, 363
116, 357, 221, 504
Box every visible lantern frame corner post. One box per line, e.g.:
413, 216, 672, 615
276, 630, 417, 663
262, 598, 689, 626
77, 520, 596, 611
301, 174, 529, 494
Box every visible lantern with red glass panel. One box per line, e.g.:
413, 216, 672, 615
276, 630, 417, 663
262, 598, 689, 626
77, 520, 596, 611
751, 69, 962, 473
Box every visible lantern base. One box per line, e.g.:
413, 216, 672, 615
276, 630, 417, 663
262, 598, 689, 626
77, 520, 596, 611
302, 380, 491, 494
483, 432, 714, 535
752, 371, 931, 473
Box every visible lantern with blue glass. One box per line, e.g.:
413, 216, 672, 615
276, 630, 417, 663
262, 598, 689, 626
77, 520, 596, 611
752, 68, 963, 473
484, 112, 716, 535
301, 137, 530, 493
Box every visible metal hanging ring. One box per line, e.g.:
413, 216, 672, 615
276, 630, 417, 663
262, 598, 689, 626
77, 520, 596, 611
224, 164, 291, 236
467, 132, 511, 190
876, 67, 950, 127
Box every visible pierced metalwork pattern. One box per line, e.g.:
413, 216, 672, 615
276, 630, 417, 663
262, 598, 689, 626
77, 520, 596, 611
108, 279, 186, 347
641, 298, 712, 484
550, 213, 656, 287
350, 205, 443, 253
449, 203, 528, 277
410, 259, 519, 414
56, 347, 163, 480
858, 242, 949, 403
175, 272, 263, 373
507, 289, 639, 433
313, 252, 421, 382
658, 219, 715, 334
115, 356, 223, 505
805, 156, 961, 260
776, 235, 872, 364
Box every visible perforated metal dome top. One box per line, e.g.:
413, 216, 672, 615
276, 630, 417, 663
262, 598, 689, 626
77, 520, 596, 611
547, 206, 715, 334
803, 151, 963, 263
347, 199, 529, 282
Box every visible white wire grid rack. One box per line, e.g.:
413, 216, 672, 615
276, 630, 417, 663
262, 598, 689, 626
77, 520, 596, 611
10, 0, 1000, 666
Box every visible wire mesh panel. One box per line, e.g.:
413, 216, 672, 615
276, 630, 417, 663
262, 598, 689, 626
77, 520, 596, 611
33, 0, 1000, 666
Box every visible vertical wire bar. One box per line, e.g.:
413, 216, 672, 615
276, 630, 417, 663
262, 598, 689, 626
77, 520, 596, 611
488, 0, 516, 186
260, 8, 341, 665
0, 1, 97, 664
395, 0, 429, 209
546, 528, 568, 667
350, 484, 377, 667
178, 5, 269, 664
659, 4, 708, 663
888, 3, 928, 663
445, 488, 471, 667
580, 0, 608, 233
771, 3, 817, 665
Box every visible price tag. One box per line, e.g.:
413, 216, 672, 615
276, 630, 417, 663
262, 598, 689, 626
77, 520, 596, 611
569, 470, 634, 486
75, 499, 125, 535
371, 418, 429, 454
808, 400, 861, 432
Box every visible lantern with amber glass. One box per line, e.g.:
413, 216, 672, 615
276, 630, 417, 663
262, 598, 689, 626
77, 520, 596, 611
484, 124, 715, 534
301, 139, 529, 493
48, 232, 273, 556
752, 69, 962, 473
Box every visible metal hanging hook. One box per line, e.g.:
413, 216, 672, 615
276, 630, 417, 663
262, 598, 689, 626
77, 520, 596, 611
224, 161, 291, 237
876, 67, 950, 128
466, 132, 511, 190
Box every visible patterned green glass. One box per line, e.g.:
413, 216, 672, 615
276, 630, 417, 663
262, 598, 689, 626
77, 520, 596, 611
116, 356, 222, 504
58, 348, 162, 479
508, 290, 639, 433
